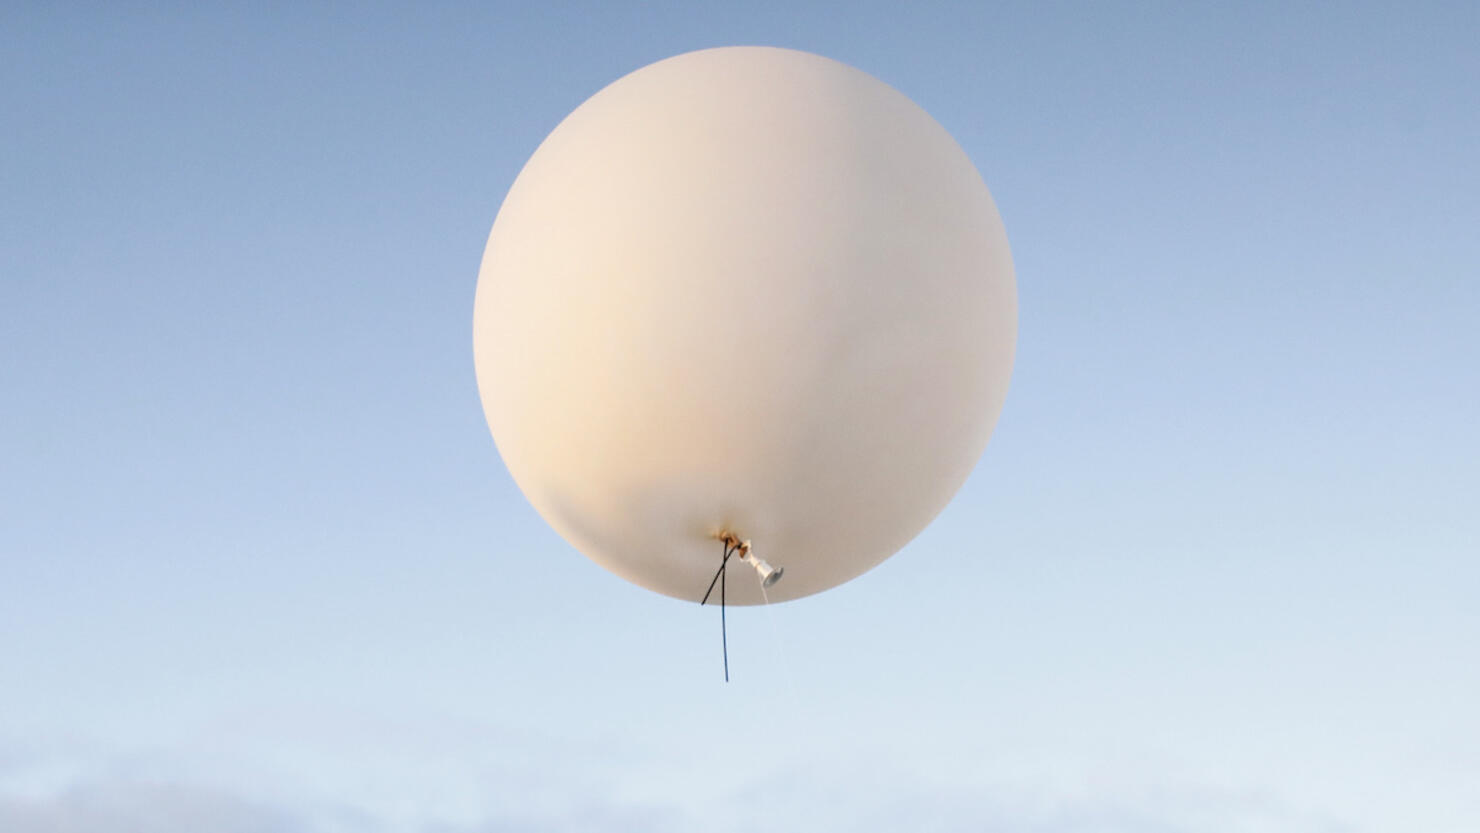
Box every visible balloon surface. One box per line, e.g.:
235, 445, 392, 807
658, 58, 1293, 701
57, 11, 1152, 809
474, 46, 1016, 604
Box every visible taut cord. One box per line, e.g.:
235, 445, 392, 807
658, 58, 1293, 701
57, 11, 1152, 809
700, 539, 737, 682
721, 545, 728, 682
700, 540, 736, 606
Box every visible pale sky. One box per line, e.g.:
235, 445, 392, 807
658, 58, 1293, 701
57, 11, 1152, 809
2, 3, 1477, 832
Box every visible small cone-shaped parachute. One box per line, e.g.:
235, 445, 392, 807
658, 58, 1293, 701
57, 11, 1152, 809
474, 47, 1016, 604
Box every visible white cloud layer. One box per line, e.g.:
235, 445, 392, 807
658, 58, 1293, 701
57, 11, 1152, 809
0, 729, 1358, 833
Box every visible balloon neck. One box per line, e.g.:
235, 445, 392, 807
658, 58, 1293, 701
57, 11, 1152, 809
715, 533, 784, 588
739, 551, 784, 588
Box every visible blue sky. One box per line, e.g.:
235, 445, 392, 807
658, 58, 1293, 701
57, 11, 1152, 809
2, 3, 1477, 831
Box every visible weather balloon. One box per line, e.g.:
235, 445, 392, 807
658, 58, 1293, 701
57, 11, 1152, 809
474, 46, 1016, 605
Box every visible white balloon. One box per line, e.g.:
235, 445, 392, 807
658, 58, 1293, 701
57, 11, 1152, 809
474, 47, 1015, 604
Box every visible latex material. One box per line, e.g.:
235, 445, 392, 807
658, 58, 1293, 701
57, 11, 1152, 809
474, 47, 1016, 604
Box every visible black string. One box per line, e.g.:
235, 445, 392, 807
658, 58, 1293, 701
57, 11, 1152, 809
700, 540, 735, 606
721, 548, 728, 682
699, 539, 736, 682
